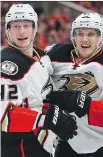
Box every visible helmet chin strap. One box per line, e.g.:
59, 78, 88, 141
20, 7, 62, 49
72, 38, 79, 57
6, 29, 36, 51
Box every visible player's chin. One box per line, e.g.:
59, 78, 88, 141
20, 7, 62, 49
16, 43, 29, 48
81, 49, 93, 58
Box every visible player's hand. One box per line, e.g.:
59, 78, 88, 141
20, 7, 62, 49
42, 103, 77, 141
44, 90, 91, 118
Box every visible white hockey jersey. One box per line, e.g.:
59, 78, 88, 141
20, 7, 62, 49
1, 46, 56, 153
45, 43, 103, 154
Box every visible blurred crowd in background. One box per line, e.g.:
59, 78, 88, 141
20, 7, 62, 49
1, 1, 103, 50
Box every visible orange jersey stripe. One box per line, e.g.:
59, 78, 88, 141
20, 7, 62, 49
89, 100, 103, 127
8, 107, 39, 132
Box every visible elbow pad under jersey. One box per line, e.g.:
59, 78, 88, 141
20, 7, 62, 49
1, 104, 42, 132
89, 100, 103, 127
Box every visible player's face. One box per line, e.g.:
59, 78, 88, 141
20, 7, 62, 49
74, 28, 101, 59
9, 20, 34, 48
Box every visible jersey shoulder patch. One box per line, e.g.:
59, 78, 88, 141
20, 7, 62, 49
1, 60, 18, 76
1, 47, 33, 80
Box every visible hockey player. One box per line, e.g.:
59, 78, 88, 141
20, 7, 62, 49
44, 13, 103, 157
1, 4, 78, 157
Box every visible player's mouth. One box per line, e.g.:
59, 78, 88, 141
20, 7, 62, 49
81, 45, 90, 48
18, 37, 28, 41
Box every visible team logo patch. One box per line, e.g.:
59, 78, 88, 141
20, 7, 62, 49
57, 72, 98, 94
1, 60, 18, 75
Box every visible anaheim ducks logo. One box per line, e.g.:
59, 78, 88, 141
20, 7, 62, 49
59, 72, 98, 94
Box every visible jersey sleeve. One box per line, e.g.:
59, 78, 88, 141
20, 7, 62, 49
88, 100, 103, 127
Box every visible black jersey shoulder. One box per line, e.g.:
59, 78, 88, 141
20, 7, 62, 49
47, 43, 74, 62
85, 50, 103, 65
1, 47, 35, 80
34, 47, 46, 57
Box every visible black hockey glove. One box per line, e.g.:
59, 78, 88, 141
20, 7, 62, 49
44, 90, 91, 118
42, 103, 77, 141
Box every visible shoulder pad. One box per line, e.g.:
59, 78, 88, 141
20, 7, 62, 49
45, 43, 74, 62
86, 50, 103, 65
34, 47, 46, 57
1, 47, 33, 80
44, 43, 57, 53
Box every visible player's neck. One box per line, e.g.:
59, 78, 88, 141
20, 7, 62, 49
21, 45, 34, 57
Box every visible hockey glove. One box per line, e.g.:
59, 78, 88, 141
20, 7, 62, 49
42, 103, 77, 141
44, 90, 91, 118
